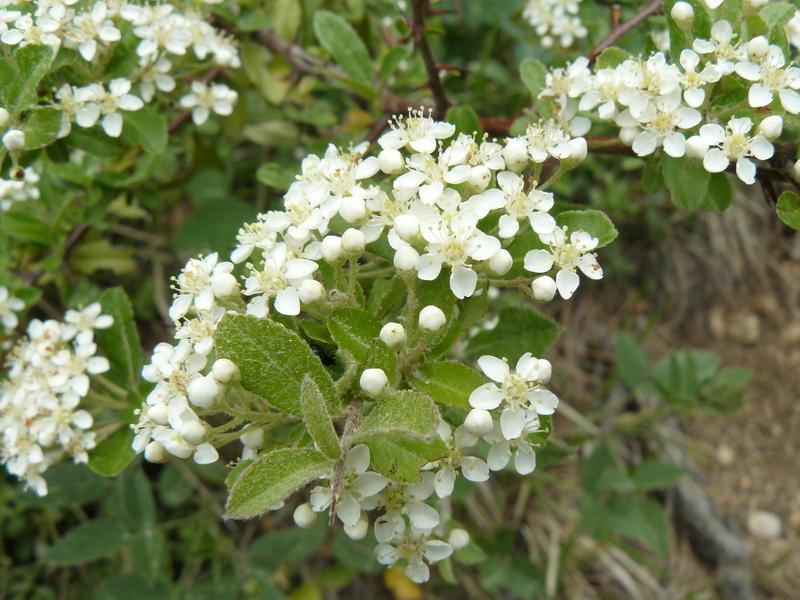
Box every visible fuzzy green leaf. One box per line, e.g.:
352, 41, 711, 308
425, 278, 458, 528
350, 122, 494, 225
519, 58, 554, 119
408, 361, 486, 409
466, 306, 563, 364
357, 391, 439, 441
327, 307, 395, 381
555, 209, 618, 248
365, 436, 446, 483
225, 448, 332, 519
21, 107, 62, 150
301, 376, 341, 459
0, 44, 55, 115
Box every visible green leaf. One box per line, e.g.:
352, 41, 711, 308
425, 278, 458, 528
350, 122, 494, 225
702, 172, 732, 212
606, 496, 670, 557
94, 575, 170, 600
777, 190, 800, 230
129, 526, 166, 583
256, 163, 294, 192
216, 314, 339, 416
555, 209, 618, 248
663, 155, 710, 212
97, 287, 143, 392
445, 105, 483, 137
248, 519, 328, 570
21, 107, 63, 150
519, 58, 554, 119
408, 361, 485, 409
580, 443, 631, 497
15, 462, 108, 506
107, 469, 156, 530
365, 436, 446, 483
380, 45, 409, 85
89, 428, 136, 476
632, 461, 688, 491
594, 47, 630, 69
121, 107, 168, 154
313, 11, 373, 87
44, 519, 127, 564
327, 307, 396, 381
642, 153, 664, 194
759, 2, 796, 28
225, 447, 332, 519
465, 306, 563, 364
301, 376, 341, 459
272, 0, 302, 40
356, 391, 439, 441
459, 287, 489, 329
615, 332, 647, 389
365, 277, 405, 319
0, 44, 55, 115
70, 239, 136, 276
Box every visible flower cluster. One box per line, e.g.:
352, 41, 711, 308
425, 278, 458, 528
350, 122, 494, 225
132, 110, 604, 582
0, 285, 25, 333
540, 12, 798, 184
522, 0, 587, 48
0, 0, 239, 140
0, 304, 113, 496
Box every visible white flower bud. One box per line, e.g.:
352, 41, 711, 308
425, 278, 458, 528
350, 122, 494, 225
212, 358, 239, 383
394, 245, 419, 272
344, 515, 369, 540
531, 276, 557, 302
380, 322, 407, 348
2, 129, 26, 152
488, 249, 513, 276
464, 408, 495, 437
757, 115, 782, 140
393, 214, 420, 241
293, 503, 318, 528
618, 126, 638, 146
298, 279, 325, 304
320, 236, 344, 263
360, 368, 389, 397
747, 36, 769, 61
685, 135, 709, 160
448, 528, 470, 551
795, 159, 800, 181
211, 272, 238, 298
340, 197, 367, 223
670, 1, 694, 24
163, 434, 194, 458
536, 358, 552, 383
468, 165, 491, 189
341, 228, 366, 254
240, 427, 264, 448
0, 108, 9, 129
144, 441, 169, 463
148, 402, 169, 426
181, 420, 207, 446
503, 137, 528, 171
378, 148, 405, 174
187, 374, 221, 409
419, 305, 446, 333
566, 137, 587, 161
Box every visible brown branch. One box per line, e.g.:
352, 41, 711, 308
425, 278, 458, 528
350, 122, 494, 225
410, 0, 450, 119
587, 0, 664, 65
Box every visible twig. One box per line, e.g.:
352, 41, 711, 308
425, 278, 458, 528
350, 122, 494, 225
410, 0, 450, 119
587, 0, 664, 65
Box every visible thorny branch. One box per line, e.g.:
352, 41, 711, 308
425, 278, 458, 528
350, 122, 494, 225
587, 0, 665, 64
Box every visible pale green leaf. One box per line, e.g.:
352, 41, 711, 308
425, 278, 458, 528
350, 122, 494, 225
632, 461, 688, 491
107, 469, 155, 530
365, 436, 446, 483
0, 44, 55, 115
357, 391, 439, 441
408, 361, 485, 409
313, 11, 373, 87
129, 527, 166, 583
327, 307, 395, 381
615, 331, 647, 389
519, 58, 554, 119
21, 107, 62, 149
301, 376, 341, 459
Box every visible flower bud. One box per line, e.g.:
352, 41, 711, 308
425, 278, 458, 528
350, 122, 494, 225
360, 368, 389, 396
341, 228, 366, 254
757, 115, 782, 140
536, 358, 552, 383
293, 503, 318, 528
0, 108, 9, 129
380, 322, 406, 348
464, 408, 495, 437
345, 515, 370, 540
795, 159, 800, 181
448, 528, 470, 551
340, 197, 367, 224
393, 214, 420, 241
187, 374, 221, 409
240, 427, 264, 448
685, 135, 709, 160
531, 276, 557, 302
670, 1, 694, 24
393, 244, 419, 272
144, 441, 169, 463
2, 129, 26, 152
212, 358, 239, 383
298, 279, 325, 304
320, 235, 344, 263
566, 137, 587, 161
747, 36, 769, 61
488, 249, 513, 276
378, 148, 404, 174
618, 126, 638, 146
181, 420, 207, 446
503, 137, 528, 171
148, 402, 169, 426
211, 272, 238, 298
468, 165, 491, 189
419, 305, 446, 333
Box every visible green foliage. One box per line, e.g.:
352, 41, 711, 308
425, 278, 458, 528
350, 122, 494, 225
89, 428, 136, 476
313, 11, 374, 90
97, 287, 143, 394
777, 190, 800, 229
556, 209, 618, 247
663, 155, 711, 213
121, 108, 168, 154
466, 305, 563, 363
44, 520, 127, 564
0, 44, 54, 115
327, 307, 396, 382
301, 376, 342, 459
356, 391, 440, 441
365, 436, 447, 483
408, 361, 486, 409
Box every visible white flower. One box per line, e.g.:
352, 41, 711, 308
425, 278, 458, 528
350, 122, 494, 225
483, 417, 542, 475
678, 49, 721, 108
360, 368, 389, 397
0, 286, 25, 330
375, 528, 453, 583
692, 20, 745, 75
75, 79, 144, 137
179, 81, 238, 125
523, 227, 603, 299
243, 243, 318, 317
169, 253, 236, 322
480, 171, 556, 238
696, 117, 774, 185
378, 108, 456, 154
425, 422, 489, 498
380, 322, 406, 348
616, 95, 702, 158
735, 46, 800, 114
64, 1, 121, 61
